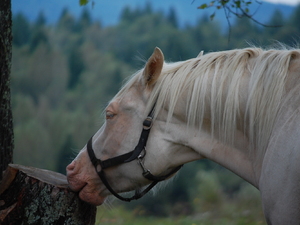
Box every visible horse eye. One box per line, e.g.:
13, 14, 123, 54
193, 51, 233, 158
106, 111, 115, 120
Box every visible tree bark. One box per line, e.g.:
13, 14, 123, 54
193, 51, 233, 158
0, 0, 14, 180
0, 164, 97, 225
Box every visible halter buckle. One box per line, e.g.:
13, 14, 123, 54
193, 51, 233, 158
143, 117, 153, 130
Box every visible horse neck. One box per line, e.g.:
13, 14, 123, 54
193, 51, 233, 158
156, 70, 260, 186
155, 49, 300, 188
164, 108, 258, 187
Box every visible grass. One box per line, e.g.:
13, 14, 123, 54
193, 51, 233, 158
95, 171, 266, 225
95, 202, 266, 225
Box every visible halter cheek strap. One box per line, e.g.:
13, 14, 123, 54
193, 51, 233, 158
86, 105, 182, 202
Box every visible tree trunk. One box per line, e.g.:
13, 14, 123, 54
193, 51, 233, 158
0, 164, 97, 225
0, 0, 14, 181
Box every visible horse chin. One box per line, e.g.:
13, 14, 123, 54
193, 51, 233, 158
79, 191, 106, 206
78, 185, 107, 206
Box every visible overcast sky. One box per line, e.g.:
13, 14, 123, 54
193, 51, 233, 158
264, 0, 300, 5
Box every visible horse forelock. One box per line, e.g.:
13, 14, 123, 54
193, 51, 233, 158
116, 47, 300, 156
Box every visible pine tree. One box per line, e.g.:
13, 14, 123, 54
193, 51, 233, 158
68, 48, 85, 89
12, 13, 31, 47
167, 7, 178, 28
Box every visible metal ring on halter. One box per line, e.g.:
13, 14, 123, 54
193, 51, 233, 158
137, 149, 150, 174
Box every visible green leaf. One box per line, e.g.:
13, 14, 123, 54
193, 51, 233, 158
79, 0, 89, 6
221, 0, 229, 6
235, 1, 241, 8
209, 1, 216, 7
198, 3, 208, 9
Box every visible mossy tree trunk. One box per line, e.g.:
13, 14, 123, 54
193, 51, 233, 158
0, 164, 97, 224
0, 0, 14, 181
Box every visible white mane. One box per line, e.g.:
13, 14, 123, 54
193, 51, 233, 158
118, 47, 300, 154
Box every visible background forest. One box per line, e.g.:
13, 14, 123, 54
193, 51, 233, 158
11, 3, 300, 224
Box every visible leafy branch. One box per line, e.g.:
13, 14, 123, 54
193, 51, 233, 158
196, 0, 281, 27
195, 0, 282, 43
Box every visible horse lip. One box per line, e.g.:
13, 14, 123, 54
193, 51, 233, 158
67, 174, 87, 193
69, 182, 86, 192
66, 171, 107, 205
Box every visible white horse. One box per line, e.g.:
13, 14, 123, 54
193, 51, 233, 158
67, 47, 300, 224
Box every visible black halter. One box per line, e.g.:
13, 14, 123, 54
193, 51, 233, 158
86, 105, 182, 202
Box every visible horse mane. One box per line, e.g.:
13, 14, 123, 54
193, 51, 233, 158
117, 47, 300, 154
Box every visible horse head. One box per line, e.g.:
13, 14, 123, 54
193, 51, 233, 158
66, 47, 201, 205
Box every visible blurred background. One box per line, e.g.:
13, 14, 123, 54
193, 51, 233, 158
11, 0, 300, 224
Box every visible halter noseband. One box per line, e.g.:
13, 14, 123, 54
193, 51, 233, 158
86, 104, 182, 202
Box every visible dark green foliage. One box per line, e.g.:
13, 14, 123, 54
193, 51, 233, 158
12, 13, 31, 47
57, 8, 76, 32
74, 8, 92, 32
289, 4, 300, 31
35, 11, 47, 28
29, 12, 49, 52
29, 28, 49, 53
167, 7, 179, 28
68, 48, 85, 89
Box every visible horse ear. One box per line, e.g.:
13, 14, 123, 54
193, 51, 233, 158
143, 47, 164, 88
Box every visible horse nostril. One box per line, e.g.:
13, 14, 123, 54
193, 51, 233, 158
66, 160, 76, 173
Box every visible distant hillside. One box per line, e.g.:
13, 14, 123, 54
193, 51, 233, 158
12, 0, 296, 28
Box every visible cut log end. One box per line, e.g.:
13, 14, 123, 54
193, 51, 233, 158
0, 164, 96, 225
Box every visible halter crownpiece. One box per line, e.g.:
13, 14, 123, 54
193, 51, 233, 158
86, 103, 182, 202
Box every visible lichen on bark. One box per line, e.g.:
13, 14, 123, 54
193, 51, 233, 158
0, 0, 14, 181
